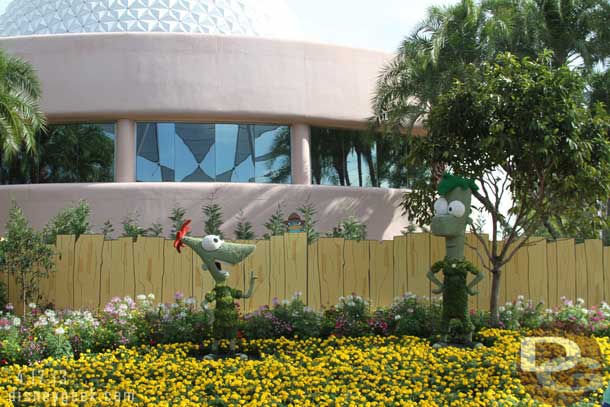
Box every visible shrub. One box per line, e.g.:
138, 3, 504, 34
144, 293, 211, 344
169, 206, 189, 238
327, 215, 367, 240
0, 281, 7, 311
498, 296, 548, 330
234, 210, 255, 240
326, 294, 371, 337
42, 200, 91, 244
0, 202, 55, 309
121, 211, 144, 240
100, 220, 114, 240
297, 198, 319, 243
145, 223, 164, 237
390, 293, 442, 338
202, 194, 224, 238
263, 203, 287, 239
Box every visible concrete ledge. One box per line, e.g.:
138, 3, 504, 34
0, 183, 409, 240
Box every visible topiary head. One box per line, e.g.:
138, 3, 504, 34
431, 173, 478, 238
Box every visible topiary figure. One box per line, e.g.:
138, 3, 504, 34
174, 220, 256, 359
427, 173, 483, 346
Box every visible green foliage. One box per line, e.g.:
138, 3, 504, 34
0, 49, 46, 162
0, 202, 54, 307
408, 52, 610, 321
202, 195, 224, 238
325, 295, 371, 337
390, 294, 443, 338
437, 173, 478, 195
42, 200, 91, 244
169, 206, 189, 239
100, 220, 114, 240
327, 215, 367, 241
297, 198, 319, 243
234, 210, 255, 240
0, 280, 7, 310
121, 212, 144, 241
145, 223, 164, 237
263, 203, 287, 239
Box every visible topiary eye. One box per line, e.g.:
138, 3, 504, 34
202, 235, 223, 251
448, 201, 466, 217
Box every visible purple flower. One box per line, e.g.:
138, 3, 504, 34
5, 303, 14, 311
175, 292, 184, 301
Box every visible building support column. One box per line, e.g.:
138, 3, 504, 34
115, 119, 136, 182
290, 124, 312, 185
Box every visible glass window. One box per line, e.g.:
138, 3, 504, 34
136, 122, 290, 184
0, 123, 115, 184
310, 127, 423, 189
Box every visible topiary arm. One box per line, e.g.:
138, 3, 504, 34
427, 261, 444, 294
237, 272, 257, 299
466, 265, 484, 296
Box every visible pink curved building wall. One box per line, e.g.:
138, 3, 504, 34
0, 33, 412, 239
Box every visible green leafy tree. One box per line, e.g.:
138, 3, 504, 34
234, 210, 255, 240
0, 49, 46, 162
0, 202, 54, 310
169, 206, 189, 238
121, 211, 144, 241
1, 124, 114, 184
202, 194, 224, 238
297, 198, 319, 243
263, 203, 287, 239
42, 200, 91, 244
403, 53, 610, 322
373, 0, 610, 131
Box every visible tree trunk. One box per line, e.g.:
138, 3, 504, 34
490, 267, 502, 325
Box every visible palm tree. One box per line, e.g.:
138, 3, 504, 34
0, 49, 46, 162
373, 0, 610, 128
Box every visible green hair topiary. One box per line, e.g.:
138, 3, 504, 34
437, 173, 478, 195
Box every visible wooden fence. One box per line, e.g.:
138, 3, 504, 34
2, 233, 610, 313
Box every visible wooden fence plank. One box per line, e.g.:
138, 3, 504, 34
73, 235, 104, 310
547, 241, 558, 307
370, 240, 394, 307
307, 240, 321, 309
505, 239, 529, 302
528, 237, 548, 305
316, 238, 344, 308
557, 239, 576, 301
244, 239, 270, 312
407, 233, 430, 298
98, 238, 115, 307
575, 242, 587, 304
54, 235, 76, 310
585, 239, 604, 306
132, 237, 164, 301
393, 236, 408, 298
344, 240, 370, 298
284, 233, 308, 299
269, 236, 286, 301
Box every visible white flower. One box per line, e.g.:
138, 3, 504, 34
119, 303, 128, 311
394, 315, 402, 320
54, 327, 65, 335
577, 298, 585, 306
136, 294, 147, 301
499, 306, 505, 312
28, 303, 37, 309
147, 293, 155, 301
185, 297, 196, 306
517, 295, 525, 301
12, 317, 20, 327
545, 309, 553, 314
451, 263, 457, 268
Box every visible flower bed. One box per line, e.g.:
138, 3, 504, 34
2, 329, 605, 407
